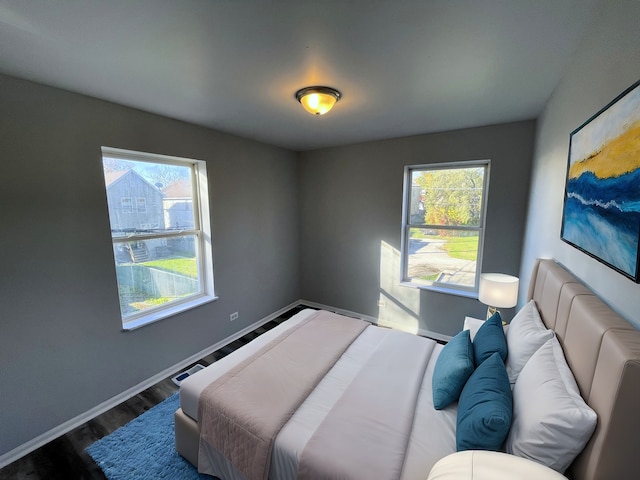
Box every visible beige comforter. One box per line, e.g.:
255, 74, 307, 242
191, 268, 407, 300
198, 310, 368, 480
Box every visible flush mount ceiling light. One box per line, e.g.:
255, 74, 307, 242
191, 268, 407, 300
295, 86, 341, 116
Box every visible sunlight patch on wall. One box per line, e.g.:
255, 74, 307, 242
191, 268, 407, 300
378, 241, 420, 334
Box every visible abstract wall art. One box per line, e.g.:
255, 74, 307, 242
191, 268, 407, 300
561, 79, 640, 282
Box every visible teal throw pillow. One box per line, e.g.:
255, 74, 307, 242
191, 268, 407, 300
432, 329, 475, 410
456, 352, 513, 451
473, 312, 508, 365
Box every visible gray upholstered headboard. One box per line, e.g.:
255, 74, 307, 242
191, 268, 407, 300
528, 259, 640, 480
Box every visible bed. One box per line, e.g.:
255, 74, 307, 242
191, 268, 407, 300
174, 259, 640, 479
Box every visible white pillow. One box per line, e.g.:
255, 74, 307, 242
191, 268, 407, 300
427, 451, 569, 480
505, 336, 597, 473
505, 300, 554, 385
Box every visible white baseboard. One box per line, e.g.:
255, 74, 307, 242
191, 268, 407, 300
0, 300, 301, 470
1, 299, 449, 469
299, 300, 451, 342
299, 300, 378, 323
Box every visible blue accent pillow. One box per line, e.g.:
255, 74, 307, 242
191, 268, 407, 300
473, 312, 508, 365
432, 329, 475, 410
456, 352, 513, 451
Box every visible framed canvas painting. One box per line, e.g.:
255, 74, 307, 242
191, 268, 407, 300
561, 79, 640, 282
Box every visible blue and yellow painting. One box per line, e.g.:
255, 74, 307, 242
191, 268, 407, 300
562, 82, 640, 281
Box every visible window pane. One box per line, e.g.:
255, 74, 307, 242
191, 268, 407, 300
406, 228, 478, 288
410, 167, 484, 227
113, 235, 200, 319
121, 197, 132, 213
103, 157, 195, 237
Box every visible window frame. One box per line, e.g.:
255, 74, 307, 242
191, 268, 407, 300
400, 160, 490, 297
135, 196, 146, 213
102, 146, 216, 330
121, 196, 133, 213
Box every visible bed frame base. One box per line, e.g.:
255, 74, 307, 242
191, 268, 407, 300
174, 408, 200, 468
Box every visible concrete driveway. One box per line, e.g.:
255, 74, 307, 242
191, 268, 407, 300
407, 237, 476, 287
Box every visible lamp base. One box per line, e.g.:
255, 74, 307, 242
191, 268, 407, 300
486, 306, 498, 320
486, 306, 508, 325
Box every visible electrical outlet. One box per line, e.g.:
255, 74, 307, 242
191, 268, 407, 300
230, 312, 239, 321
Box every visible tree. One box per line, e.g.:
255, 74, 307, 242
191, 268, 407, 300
103, 157, 130, 173
415, 167, 484, 228
103, 157, 190, 189
144, 163, 190, 189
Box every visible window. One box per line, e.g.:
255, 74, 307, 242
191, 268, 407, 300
121, 197, 132, 213
401, 160, 490, 295
102, 147, 215, 330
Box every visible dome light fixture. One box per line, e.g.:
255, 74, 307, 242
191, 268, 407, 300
295, 86, 341, 116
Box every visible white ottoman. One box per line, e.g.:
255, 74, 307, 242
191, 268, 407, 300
427, 451, 567, 480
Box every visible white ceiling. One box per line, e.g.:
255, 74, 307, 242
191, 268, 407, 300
0, 0, 601, 151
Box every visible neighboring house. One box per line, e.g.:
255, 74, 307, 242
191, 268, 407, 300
161, 178, 197, 257
162, 178, 194, 230
410, 184, 425, 224
104, 169, 164, 233
104, 169, 165, 262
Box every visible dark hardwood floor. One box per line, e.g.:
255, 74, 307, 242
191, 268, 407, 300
0, 306, 309, 480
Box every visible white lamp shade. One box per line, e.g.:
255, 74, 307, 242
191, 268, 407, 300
478, 273, 519, 308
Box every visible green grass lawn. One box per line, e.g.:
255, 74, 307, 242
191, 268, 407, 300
442, 236, 478, 261
414, 233, 479, 261
140, 257, 197, 278
130, 296, 173, 311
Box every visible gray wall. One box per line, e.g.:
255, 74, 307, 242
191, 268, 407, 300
0, 74, 300, 457
298, 120, 535, 336
520, 0, 640, 328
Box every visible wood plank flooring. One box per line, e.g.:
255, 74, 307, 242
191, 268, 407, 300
0, 306, 309, 480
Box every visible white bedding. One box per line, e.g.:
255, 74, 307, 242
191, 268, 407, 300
179, 309, 457, 480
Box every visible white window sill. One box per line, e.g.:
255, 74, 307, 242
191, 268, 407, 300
122, 294, 218, 331
400, 281, 478, 300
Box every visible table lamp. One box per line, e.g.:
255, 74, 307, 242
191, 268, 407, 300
478, 273, 519, 320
